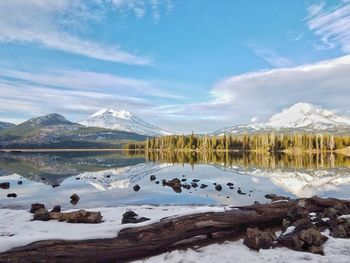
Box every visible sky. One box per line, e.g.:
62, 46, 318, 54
0, 0, 349, 133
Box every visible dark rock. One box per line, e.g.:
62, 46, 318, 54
133, 184, 141, 192
181, 178, 187, 182
33, 208, 50, 221
163, 178, 182, 193
213, 183, 217, 186
215, 185, 222, 191
323, 207, 339, 219
70, 193, 80, 205
200, 184, 208, 189
192, 179, 200, 183
106, 175, 111, 178
52, 184, 60, 188
155, 181, 160, 184
121, 210, 150, 224
0, 182, 10, 189
150, 175, 156, 181
182, 184, 191, 190
51, 205, 61, 213
286, 207, 309, 223
243, 227, 277, 250
237, 189, 246, 195
182, 175, 186, 177
7, 193, 17, 198
41, 178, 45, 180
30, 203, 45, 213
75, 177, 80, 180
278, 221, 328, 255
330, 218, 350, 238
331, 224, 347, 238
17, 181, 23, 185
229, 186, 234, 190
191, 182, 198, 188
226, 182, 234, 187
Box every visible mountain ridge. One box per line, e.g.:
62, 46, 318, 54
214, 103, 350, 135
0, 113, 146, 149
0, 121, 15, 131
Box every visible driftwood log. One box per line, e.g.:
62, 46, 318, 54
0, 196, 349, 263
35, 209, 102, 223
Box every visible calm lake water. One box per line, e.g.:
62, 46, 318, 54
1, 151, 350, 209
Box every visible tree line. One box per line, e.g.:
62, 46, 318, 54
124, 132, 350, 152
144, 150, 350, 170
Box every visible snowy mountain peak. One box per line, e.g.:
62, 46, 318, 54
267, 103, 350, 129
91, 109, 132, 119
214, 103, 350, 135
79, 108, 171, 136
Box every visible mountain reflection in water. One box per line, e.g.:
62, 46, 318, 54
0, 151, 350, 208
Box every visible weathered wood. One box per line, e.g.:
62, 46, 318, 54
33, 208, 102, 223
1, 197, 349, 263
50, 210, 102, 223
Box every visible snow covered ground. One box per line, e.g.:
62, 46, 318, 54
1, 206, 350, 262
136, 236, 350, 263
0, 205, 228, 253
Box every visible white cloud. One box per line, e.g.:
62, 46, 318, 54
0, 0, 169, 64
0, 68, 184, 124
165, 55, 350, 132
254, 49, 292, 67
306, 1, 350, 53
0, 69, 183, 99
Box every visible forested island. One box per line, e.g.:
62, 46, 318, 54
125, 132, 350, 153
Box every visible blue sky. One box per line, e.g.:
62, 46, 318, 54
0, 0, 350, 133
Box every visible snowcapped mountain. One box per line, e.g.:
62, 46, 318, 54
79, 108, 171, 136
0, 113, 146, 148
214, 103, 350, 135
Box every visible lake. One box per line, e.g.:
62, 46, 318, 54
1, 151, 350, 209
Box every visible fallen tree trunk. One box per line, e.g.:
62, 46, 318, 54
1, 197, 349, 263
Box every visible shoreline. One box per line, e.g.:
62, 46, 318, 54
1, 148, 349, 154
0, 148, 131, 153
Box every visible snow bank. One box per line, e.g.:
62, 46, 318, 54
1, 206, 350, 262
0, 205, 228, 253
136, 237, 350, 263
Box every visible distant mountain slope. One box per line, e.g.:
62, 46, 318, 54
0, 121, 15, 131
79, 109, 171, 137
0, 113, 146, 149
214, 103, 350, 135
